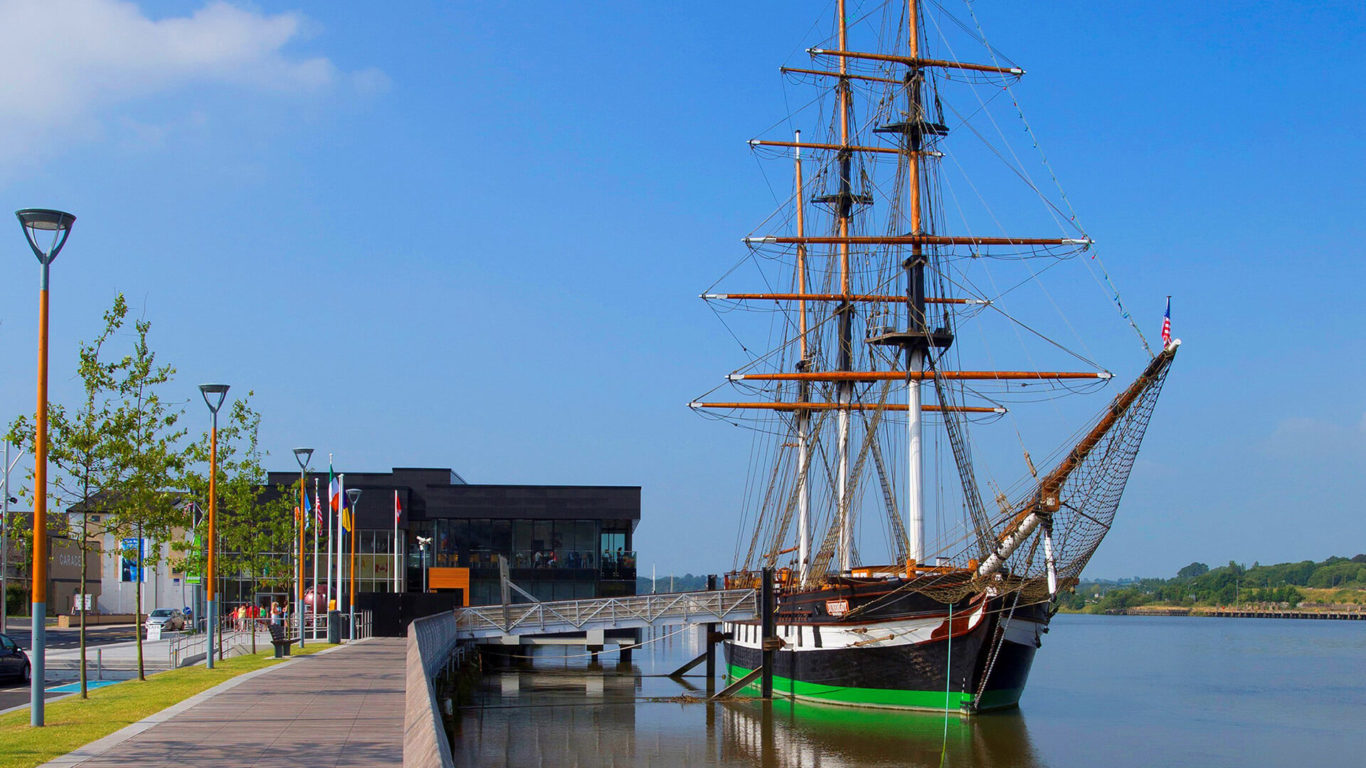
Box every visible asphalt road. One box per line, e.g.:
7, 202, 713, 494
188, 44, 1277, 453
0, 623, 138, 650
0, 624, 141, 712
0, 681, 66, 712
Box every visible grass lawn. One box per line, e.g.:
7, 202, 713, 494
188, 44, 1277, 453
0, 642, 339, 768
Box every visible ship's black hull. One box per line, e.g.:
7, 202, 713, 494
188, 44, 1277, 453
724, 588, 1048, 712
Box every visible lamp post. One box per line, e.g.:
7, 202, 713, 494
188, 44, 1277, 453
416, 536, 431, 593
345, 487, 360, 638
17, 208, 74, 727
292, 448, 312, 647
198, 384, 229, 669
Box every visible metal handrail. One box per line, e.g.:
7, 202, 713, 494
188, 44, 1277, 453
454, 588, 756, 638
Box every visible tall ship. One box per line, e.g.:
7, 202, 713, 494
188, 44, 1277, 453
692, 0, 1179, 712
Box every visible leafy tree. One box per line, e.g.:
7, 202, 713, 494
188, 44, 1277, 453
182, 394, 292, 655
101, 312, 188, 680
8, 294, 129, 697
1176, 562, 1208, 580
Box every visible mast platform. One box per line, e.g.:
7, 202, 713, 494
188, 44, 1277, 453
866, 327, 955, 349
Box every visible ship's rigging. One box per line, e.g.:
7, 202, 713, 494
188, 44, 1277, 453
692, 0, 1176, 608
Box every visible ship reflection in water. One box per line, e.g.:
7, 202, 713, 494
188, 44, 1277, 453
719, 699, 1041, 768
449, 658, 1042, 767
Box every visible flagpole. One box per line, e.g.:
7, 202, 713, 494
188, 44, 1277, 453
393, 491, 399, 594
345, 474, 356, 638
336, 473, 343, 619
312, 477, 320, 640
340, 472, 347, 635
327, 455, 335, 618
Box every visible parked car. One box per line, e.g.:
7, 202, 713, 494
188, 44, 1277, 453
146, 608, 186, 632
0, 633, 30, 683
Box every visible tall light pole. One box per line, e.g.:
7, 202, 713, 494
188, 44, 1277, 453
416, 536, 431, 593
345, 487, 361, 639
199, 384, 229, 669
17, 208, 74, 727
292, 448, 312, 647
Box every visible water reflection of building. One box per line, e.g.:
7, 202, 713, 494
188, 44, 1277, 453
719, 698, 1044, 768
454, 666, 643, 766
265, 467, 640, 605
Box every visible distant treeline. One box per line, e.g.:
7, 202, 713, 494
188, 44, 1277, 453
637, 574, 713, 593
1061, 555, 1366, 613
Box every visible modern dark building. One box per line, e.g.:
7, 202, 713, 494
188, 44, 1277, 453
265, 468, 640, 607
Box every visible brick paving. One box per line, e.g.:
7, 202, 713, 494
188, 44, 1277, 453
40, 638, 406, 768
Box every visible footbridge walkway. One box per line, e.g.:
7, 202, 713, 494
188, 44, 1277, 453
452, 588, 757, 640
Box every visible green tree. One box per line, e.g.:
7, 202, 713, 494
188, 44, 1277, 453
8, 295, 130, 697
102, 313, 188, 680
1176, 562, 1208, 580
182, 394, 292, 655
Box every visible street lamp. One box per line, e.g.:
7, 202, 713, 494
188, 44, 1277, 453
345, 487, 361, 638
416, 536, 432, 593
199, 384, 228, 670
292, 448, 312, 647
17, 207, 74, 727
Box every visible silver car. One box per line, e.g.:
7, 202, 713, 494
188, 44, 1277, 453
146, 608, 185, 632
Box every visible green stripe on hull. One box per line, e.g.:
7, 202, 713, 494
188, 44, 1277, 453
726, 664, 1022, 713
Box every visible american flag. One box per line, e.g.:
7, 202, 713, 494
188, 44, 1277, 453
1161, 297, 1172, 347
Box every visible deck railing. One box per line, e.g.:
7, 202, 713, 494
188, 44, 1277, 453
453, 588, 756, 639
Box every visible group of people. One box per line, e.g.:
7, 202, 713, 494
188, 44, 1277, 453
520, 549, 589, 569
602, 548, 636, 578
233, 601, 287, 630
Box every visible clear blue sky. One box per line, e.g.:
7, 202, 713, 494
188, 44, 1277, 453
0, 1, 1361, 580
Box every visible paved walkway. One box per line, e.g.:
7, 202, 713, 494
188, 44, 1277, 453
41, 638, 406, 768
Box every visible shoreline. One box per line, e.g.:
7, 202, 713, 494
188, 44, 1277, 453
1061, 606, 1366, 621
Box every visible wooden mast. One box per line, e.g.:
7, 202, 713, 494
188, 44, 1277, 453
794, 130, 812, 583
707, 293, 981, 304
835, 0, 855, 572
905, 0, 926, 566
734, 370, 1110, 382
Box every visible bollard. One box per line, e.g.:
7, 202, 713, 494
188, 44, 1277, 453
760, 567, 775, 699
96, 648, 102, 681
704, 622, 717, 686
327, 610, 341, 644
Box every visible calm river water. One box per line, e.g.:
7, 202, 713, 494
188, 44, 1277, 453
448, 614, 1366, 767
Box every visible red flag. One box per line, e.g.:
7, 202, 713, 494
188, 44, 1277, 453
394, 490, 402, 523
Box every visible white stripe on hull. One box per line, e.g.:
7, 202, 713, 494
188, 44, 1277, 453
723, 600, 987, 653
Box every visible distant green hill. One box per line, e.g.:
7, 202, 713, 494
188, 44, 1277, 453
637, 573, 712, 594
1060, 555, 1366, 613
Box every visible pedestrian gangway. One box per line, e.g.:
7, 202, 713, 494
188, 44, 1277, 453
453, 588, 757, 640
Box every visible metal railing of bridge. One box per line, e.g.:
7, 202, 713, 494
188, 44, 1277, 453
453, 588, 757, 639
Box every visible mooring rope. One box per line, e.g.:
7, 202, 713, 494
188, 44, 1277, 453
938, 599, 953, 768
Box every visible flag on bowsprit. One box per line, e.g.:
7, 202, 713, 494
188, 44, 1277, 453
394, 490, 402, 523
1161, 296, 1172, 347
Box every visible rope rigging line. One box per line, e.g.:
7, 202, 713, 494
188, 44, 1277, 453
961, 0, 1153, 357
